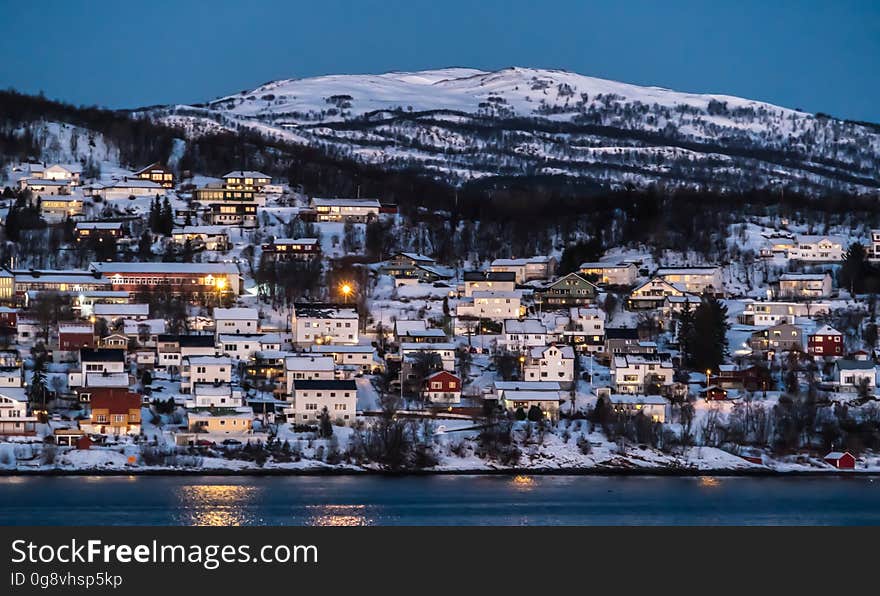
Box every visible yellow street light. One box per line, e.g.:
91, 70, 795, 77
340, 282, 353, 303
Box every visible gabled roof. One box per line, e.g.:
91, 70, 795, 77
223, 171, 270, 179
811, 325, 842, 336
80, 348, 125, 362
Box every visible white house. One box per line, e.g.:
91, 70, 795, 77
611, 353, 675, 395
489, 256, 556, 283
774, 273, 833, 299
219, 333, 281, 361
628, 278, 687, 309
836, 359, 876, 393
462, 271, 517, 297
292, 303, 359, 347
0, 367, 22, 388
607, 394, 668, 422
68, 349, 127, 389
310, 197, 380, 222
501, 319, 549, 351
309, 345, 379, 374
787, 235, 845, 262
0, 387, 37, 436
579, 262, 638, 286
181, 356, 232, 393
399, 342, 456, 372
43, 164, 82, 183
93, 303, 150, 321
523, 344, 576, 387
456, 290, 523, 320
285, 355, 336, 396
288, 379, 357, 426
190, 383, 243, 409
655, 266, 724, 295
213, 307, 260, 336
737, 300, 830, 326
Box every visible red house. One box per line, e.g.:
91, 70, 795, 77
0, 307, 17, 330
422, 370, 462, 404
824, 451, 856, 469
58, 323, 95, 352
808, 325, 844, 358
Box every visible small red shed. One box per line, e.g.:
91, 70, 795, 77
824, 451, 856, 469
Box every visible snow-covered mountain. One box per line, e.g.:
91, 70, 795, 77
144, 67, 880, 193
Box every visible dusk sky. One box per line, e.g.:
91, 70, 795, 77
1, 0, 878, 121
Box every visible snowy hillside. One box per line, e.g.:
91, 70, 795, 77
145, 67, 880, 194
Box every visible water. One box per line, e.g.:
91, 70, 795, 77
0, 475, 878, 525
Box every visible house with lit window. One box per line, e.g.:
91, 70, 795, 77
132, 162, 175, 188
422, 370, 462, 404
156, 334, 217, 370
190, 384, 243, 409
89, 262, 241, 299
288, 379, 357, 426
213, 307, 259, 337
494, 381, 563, 420
611, 353, 674, 395
787, 235, 845, 262
737, 300, 830, 326
462, 271, 517, 297
607, 394, 667, 422
655, 266, 724, 296
559, 307, 606, 353
536, 272, 597, 308
522, 344, 576, 388
292, 303, 359, 347
74, 222, 126, 243
456, 290, 524, 321
209, 202, 258, 227
0, 388, 37, 436
260, 237, 320, 262
807, 325, 844, 358
223, 171, 271, 191
180, 356, 232, 393
628, 278, 688, 310
219, 333, 280, 361
773, 272, 833, 300
578, 262, 638, 287
749, 323, 804, 354
285, 355, 336, 396
83, 389, 142, 435
171, 226, 230, 251
309, 345, 380, 375
187, 408, 254, 435
310, 197, 380, 223
488, 256, 557, 283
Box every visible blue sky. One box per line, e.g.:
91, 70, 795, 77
1, 0, 878, 121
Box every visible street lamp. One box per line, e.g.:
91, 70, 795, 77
340, 282, 353, 304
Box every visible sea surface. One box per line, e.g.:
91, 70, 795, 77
1, 474, 878, 525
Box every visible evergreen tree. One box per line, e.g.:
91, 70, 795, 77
318, 407, 333, 438
687, 295, 730, 372
839, 242, 868, 295
28, 357, 48, 409
676, 300, 695, 366
160, 196, 174, 235
137, 230, 152, 258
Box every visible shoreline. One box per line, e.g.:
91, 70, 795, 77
1, 466, 877, 478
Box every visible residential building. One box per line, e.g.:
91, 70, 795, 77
578, 262, 638, 286
181, 356, 232, 393
156, 334, 217, 369
84, 389, 142, 435
737, 300, 830, 326
774, 273, 833, 299
0, 388, 36, 436
611, 353, 674, 395
836, 359, 876, 393
607, 394, 667, 422
522, 344, 576, 387
655, 266, 724, 295
132, 162, 175, 188
787, 235, 845, 262
628, 278, 687, 309
213, 307, 259, 336
501, 319, 549, 351
285, 356, 336, 396
489, 256, 556, 283
291, 303, 359, 347
260, 238, 320, 261
171, 226, 230, 251
807, 325, 844, 358
456, 290, 524, 320
309, 345, 380, 374
188, 408, 254, 435
536, 273, 597, 308
74, 222, 126, 243
90, 262, 241, 298
68, 349, 128, 391
462, 271, 517, 297
422, 370, 462, 404
749, 323, 804, 354
310, 197, 380, 222
190, 384, 243, 409
289, 379, 357, 425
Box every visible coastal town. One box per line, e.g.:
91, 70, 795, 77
0, 159, 877, 474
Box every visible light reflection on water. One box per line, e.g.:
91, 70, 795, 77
176, 484, 263, 526
307, 504, 372, 526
